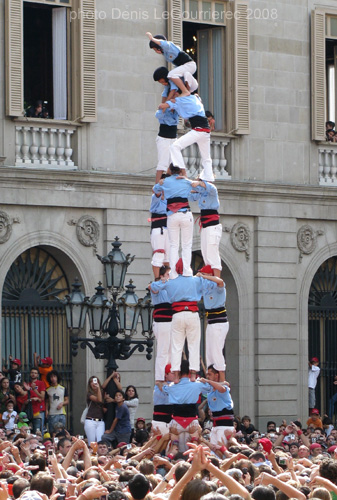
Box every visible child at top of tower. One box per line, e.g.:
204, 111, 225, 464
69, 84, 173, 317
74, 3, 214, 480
146, 32, 197, 98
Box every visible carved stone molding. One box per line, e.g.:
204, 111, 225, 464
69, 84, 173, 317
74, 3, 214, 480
68, 215, 100, 252
0, 210, 20, 244
225, 222, 251, 261
297, 224, 324, 262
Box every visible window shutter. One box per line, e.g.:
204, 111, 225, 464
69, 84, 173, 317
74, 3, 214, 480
167, 0, 183, 47
5, 0, 23, 117
79, 0, 97, 122
311, 10, 326, 141
233, 0, 250, 134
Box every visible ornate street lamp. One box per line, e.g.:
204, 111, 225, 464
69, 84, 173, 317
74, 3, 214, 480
117, 280, 141, 335
139, 288, 153, 337
63, 238, 154, 373
59, 278, 89, 332
87, 282, 111, 335
96, 236, 134, 292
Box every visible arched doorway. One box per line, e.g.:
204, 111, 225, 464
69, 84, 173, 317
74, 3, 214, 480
308, 256, 337, 419
1, 246, 72, 426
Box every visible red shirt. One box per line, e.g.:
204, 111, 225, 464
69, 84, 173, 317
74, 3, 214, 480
29, 380, 46, 415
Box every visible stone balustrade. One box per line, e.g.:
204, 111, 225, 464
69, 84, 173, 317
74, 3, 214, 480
319, 145, 337, 185
180, 133, 231, 180
15, 121, 77, 169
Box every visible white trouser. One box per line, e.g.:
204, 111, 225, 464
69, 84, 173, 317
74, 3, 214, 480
156, 136, 176, 170
167, 211, 193, 279
168, 61, 197, 80
206, 321, 229, 372
210, 425, 235, 447
170, 130, 214, 181
184, 72, 198, 93
151, 420, 170, 436
201, 224, 222, 270
84, 419, 105, 445
151, 227, 170, 267
153, 320, 172, 380
171, 311, 200, 372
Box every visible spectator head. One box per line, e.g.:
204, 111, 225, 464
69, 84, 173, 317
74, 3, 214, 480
30, 368, 39, 380
289, 442, 299, 458
29, 454, 46, 475
30, 472, 54, 496
249, 451, 266, 464
12, 478, 30, 499
319, 458, 337, 484
251, 486, 276, 500
326, 121, 335, 130
175, 462, 191, 482
97, 441, 110, 456
108, 493, 129, 500
128, 473, 150, 500
266, 421, 276, 432
311, 409, 320, 420
309, 487, 331, 500
310, 357, 319, 366
46, 370, 61, 386
242, 416, 251, 427
298, 445, 310, 458
57, 437, 72, 457
138, 458, 155, 476
201, 494, 228, 500
125, 385, 138, 400
310, 443, 323, 457
181, 479, 212, 500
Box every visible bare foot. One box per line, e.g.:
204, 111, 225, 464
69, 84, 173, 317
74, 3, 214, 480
190, 370, 197, 382
178, 91, 190, 97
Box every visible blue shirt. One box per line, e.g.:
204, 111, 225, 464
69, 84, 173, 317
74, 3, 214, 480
207, 386, 233, 412
162, 378, 212, 404
150, 283, 170, 306
167, 95, 206, 120
153, 385, 170, 406
150, 193, 167, 214
160, 40, 181, 65
153, 175, 193, 215
203, 283, 226, 310
162, 80, 179, 97
155, 108, 179, 127
189, 181, 220, 211
151, 275, 217, 303
115, 403, 132, 434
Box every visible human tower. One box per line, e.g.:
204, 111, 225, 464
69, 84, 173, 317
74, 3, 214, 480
146, 33, 234, 451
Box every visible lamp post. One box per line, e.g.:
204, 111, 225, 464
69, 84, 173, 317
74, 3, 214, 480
62, 238, 153, 374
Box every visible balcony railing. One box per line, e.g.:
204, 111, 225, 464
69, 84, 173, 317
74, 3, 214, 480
14, 120, 77, 169
181, 134, 231, 180
319, 145, 337, 185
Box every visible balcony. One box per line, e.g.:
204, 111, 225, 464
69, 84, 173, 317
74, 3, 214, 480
319, 144, 337, 185
180, 133, 231, 180
14, 119, 78, 170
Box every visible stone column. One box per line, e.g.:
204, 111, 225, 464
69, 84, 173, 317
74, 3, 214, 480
254, 216, 299, 430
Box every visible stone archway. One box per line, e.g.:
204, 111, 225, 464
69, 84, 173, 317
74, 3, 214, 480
308, 257, 337, 418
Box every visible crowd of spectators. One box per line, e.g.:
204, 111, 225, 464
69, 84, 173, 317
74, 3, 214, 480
1, 355, 337, 500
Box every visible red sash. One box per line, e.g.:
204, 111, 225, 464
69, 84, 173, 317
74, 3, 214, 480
172, 301, 198, 313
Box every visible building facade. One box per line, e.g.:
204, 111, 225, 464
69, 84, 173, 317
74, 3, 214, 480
1, 0, 337, 431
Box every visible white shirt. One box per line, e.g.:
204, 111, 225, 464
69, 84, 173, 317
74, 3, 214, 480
308, 365, 320, 389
